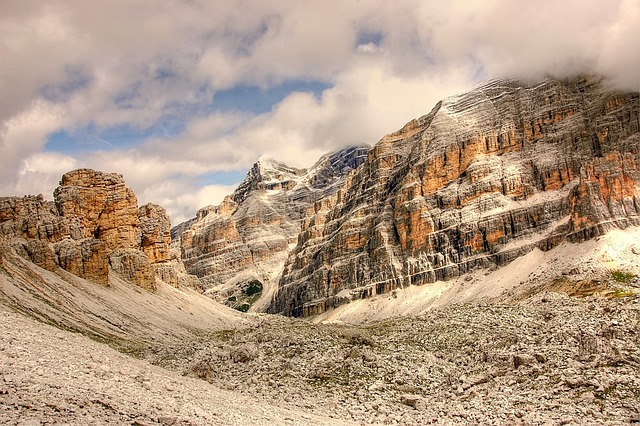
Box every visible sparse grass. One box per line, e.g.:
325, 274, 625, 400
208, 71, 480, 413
610, 269, 636, 284
215, 329, 238, 341
608, 288, 636, 298
236, 303, 250, 312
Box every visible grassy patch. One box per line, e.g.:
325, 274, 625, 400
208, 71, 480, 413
235, 303, 250, 313
610, 270, 636, 284
608, 289, 635, 298
215, 329, 239, 341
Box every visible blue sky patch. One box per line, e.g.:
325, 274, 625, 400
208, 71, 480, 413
46, 121, 186, 154
197, 170, 247, 186
356, 31, 384, 48
212, 80, 330, 114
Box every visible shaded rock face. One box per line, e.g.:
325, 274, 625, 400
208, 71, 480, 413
174, 146, 368, 310
270, 77, 640, 317
139, 203, 171, 263
0, 169, 200, 290
153, 249, 203, 292
55, 238, 109, 285
108, 249, 156, 291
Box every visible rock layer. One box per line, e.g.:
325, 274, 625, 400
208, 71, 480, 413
174, 146, 368, 310
0, 169, 200, 290
270, 77, 640, 317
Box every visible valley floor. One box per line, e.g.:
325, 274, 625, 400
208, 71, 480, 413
154, 293, 640, 425
2, 291, 639, 425
0, 305, 353, 426
1, 227, 639, 425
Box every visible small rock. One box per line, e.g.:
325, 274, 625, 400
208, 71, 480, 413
534, 353, 547, 363
400, 394, 426, 410
513, 354, 537, 368
158, 416, 177, 426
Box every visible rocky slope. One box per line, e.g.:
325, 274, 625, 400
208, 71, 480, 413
0, 304, 349, 426
270, 76, 640, 317
174, 145, 368, 311
1, 222, 639, 425
0, 169, 200, 292
202, 296, 640, 425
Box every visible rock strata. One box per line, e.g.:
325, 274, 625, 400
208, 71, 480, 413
0, 169, 200, 290
139, 203, 171, 263
174, 146, 368, 311
270, 77, 640, 317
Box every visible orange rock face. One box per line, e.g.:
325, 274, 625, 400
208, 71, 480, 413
138, 203, 171, 264
0, 169, 196, 290
55, 169, 140, 251
270, 77, 640, 317
568, 152, 640, 239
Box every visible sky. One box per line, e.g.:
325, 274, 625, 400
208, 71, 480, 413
1, 0, 638, 224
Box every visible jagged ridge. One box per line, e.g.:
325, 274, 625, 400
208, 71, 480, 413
269, 76, 640, 317
0, 169, 200, 291
173, 145, 369, 311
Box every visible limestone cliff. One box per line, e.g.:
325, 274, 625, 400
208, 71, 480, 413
269, 76, 640, 317
173, 146, 368, 311
0, 169, 201, 291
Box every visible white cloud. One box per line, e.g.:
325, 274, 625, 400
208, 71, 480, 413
0, 100, 68, 195
15, 152, 78, 198
137, 179, 238, 225
0, 0, 637, 224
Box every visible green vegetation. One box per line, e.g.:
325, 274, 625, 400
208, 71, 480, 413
610, 269, 636, 284
609, 289, 635, 298
225, 280, 264, 312
215, 329, 238, 341
243, 280, 263, 297
236, 303, 250, 313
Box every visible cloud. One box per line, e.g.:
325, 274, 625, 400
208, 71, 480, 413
137, 179, 237, 225
0, 0, 637, 224
15, 152, 78, 197
0, 100, 68, 194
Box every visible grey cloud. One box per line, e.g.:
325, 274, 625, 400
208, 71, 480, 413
0, 0, 637, 220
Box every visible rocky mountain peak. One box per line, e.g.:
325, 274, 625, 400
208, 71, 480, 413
231, 157, 306, 204
305, 145, 369, 191
269, 76, 639, 317
173, 145, 369, 312
0, 168, 201, 291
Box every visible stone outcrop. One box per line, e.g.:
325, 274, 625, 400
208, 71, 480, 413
174, 146, 368, 311
54, 169, 140, 250
0, 169, 201, 291
55, 238, 109, 285
108, 249, 156, 291
153, 249, 203, 291
269, 76, 640, 317
139, 203, 171, 263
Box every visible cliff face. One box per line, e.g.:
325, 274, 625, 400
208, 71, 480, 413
0, 169, 200, 291
174, 146, 369, 311
270, 77, 640, 317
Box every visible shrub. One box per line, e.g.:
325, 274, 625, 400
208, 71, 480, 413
244, 280, 263, 296
235, 303, 250, 313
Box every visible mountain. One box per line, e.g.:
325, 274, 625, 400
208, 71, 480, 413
0, 169, 201, 292
1, 77, 639, 425
269, 76, 640, 317
0, 169, 243, 349
172, 145, 369, 311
